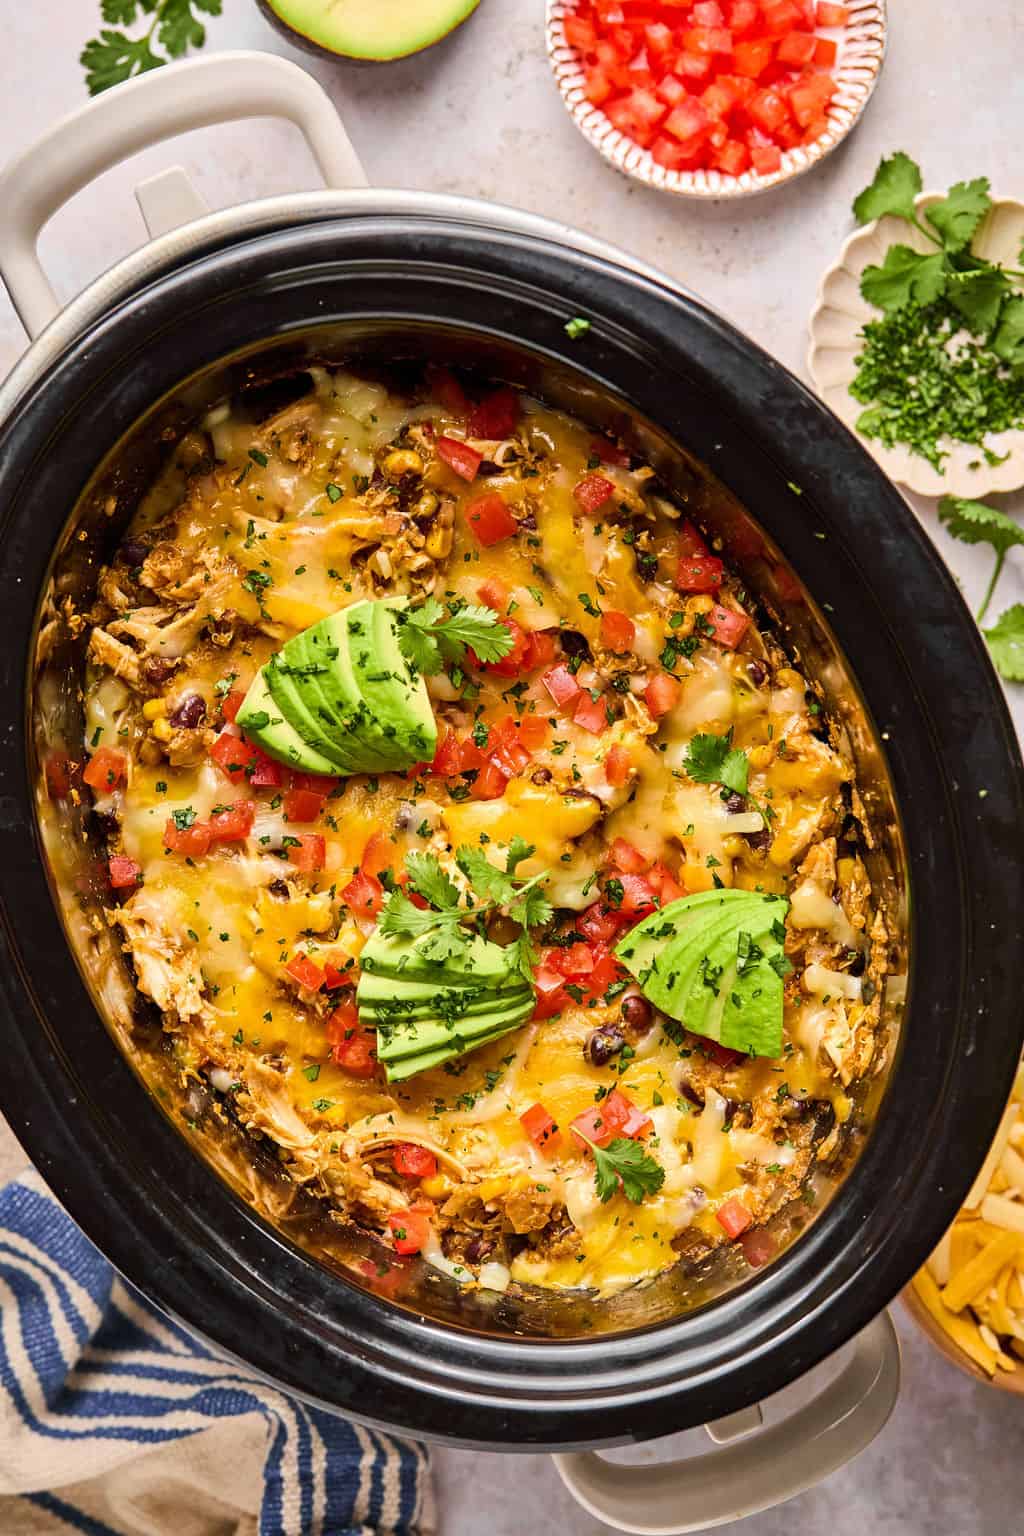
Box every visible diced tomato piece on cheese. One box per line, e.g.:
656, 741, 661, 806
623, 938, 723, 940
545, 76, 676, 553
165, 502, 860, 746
522, 629, 557, 671
676, 554, 724, 591
573, 472, 616, 513
520, 1102, 560, 1150
648, 860, 686, 905
605, 1087, 653, 1139
467, 386, 520, 440
479, 618, 529, 678
210, 733, 260, 784
563, 13, 598, 50
220, 688, 246, 723
287, 952, 324, 991
282, 788, 324, 823
615, 873, 659, 917
604, 743, 632, 787
208, 800, 255, 842
542, 663, 582, 709
517, 712, 551, 751
360, 831, 397, 879
816, 2, 848, 23
477, 577, 509, 612
716, 1197, 753, 1238
287, 834, 326, 874
431, 727, 462, 777
813, 36, 837, 65
108, 856, 141, 889
644, 672, 680, 718
83, 747, 127, 792
707, 604, 751, 648
325, 1000, 377, 1076
776, 31, 816, 64
163, 818, 213, 859
703, 1039, 748, 1068
341, 868, 384, 915
750, 140, 783, 174
437, 435, 483, 482
393, 1143, 438, 1179
321, 958, 349, 990
554, 941, 597, 979
573, 691, 610, 734
465, 491, 517, 546
471, 759, 508, 801
579, 902, 625, 944
570, 1105, 615, 1149
249, 751, 284, 788
531, 966, 568, 1019
732, 38, 774, 76
611, 837, 650, 874
388, 1209, 431, 1255
599, 608, 636, 654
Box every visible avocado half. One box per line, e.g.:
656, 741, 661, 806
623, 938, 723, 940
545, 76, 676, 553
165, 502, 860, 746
257, 0, 482, 62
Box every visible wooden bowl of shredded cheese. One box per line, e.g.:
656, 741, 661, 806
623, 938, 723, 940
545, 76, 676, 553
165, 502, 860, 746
905, 1060, 1024, 1389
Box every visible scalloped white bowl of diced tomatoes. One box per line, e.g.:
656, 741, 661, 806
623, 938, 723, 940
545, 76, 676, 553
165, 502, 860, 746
546, 0, 887, 198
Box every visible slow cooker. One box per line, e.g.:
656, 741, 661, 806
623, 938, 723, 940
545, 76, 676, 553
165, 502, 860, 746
0, 52, 1021, 1533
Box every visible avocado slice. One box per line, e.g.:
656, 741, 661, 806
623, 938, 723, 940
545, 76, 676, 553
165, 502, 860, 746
359, 929, 518, 987
358, 973, 526, 1016
264, 648, 359, 774
287, 603, 406, 773
235, 669, 340, 777
616, 890, 766, 986
374, 992, 534, 1064
257, 0, 481, 62
384, 1018, 529, 1083
679, 909, 782, 1044
346, 600, 437, 767
650, 904, 777, 1021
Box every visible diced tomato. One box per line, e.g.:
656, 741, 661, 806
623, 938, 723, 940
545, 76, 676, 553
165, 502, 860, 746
573, 472, 616, 513
279, 788, 323, 824
431, 727, 461, 777
487, 716, 534, 778
521, 629, 557, 672
83, 747, 127, 793
728, 0, 760, 35
388, 1209, 431, 1256
428, 365, 470, 419
584, 66, 614, 105
789, 76, 834, 126
208, 800, 255, 842
645, 672, 680, 718
554, 942, 597, 979
517, 712, 551, 751
290, 771, 338, 795
321, 959, 349, 990
764, 0, 803, 29
287, 834, 326, 874
713, 138, 750, 176
570, 1105, 615, 1149
520, 1102, 560, 1150
249, 751, 284, 788
484, 618, 531, 677
707, 604, 751, 648
813, 35, 837, 65
210, 732, 260, 784
703, 1039, 747, 1067
163, 817, 213, 859
437, 435, 482, 482
651, 136, 704, 171
604, 743, 632, 787
44, 751, 74, 800
287, 952, 324, 991
776, 31, 816, 64
477, 576, 510, 612
665, 97, 711, 144
750, 140, 782, 174
573, 691, 610, 735
648, 860, 686, 906
108, 856, 141, 889
675, 51, 713, 87
692, 0, 726, 24
465, 491, 517, 546
393, 1142, 438, 1179
532, 964, 568, 1019
610, 837, 649, 874
740, 1228, 778, 1267
572, 1088, 650, 1150
816, 1, 848, 23
676, 555, 724, 591
589, 435, 631, 467
702, 79, 738, 118
644, 20, 675, 56
471, 759, 508, 801
655, 73, 687, 107
564, 13, 598, 51
341, 868, 384, 916
802, 113, 830, 144
716, 1196, 753, 1238
733, 38, 774, 76
542, 663, 582, 710
600, 609, 635, 654
578, 902, 625, 945
616, 873, 659, 918
220, 688, 246, 724
748, 87, 790, 134
678, 520, 709, 559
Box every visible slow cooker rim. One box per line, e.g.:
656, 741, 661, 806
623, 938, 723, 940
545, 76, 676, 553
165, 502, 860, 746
0, 214, 1021, 1447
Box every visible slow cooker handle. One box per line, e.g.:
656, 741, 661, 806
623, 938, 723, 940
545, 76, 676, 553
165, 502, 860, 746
0, 50, 367, 340
552, 1310, 900, 1534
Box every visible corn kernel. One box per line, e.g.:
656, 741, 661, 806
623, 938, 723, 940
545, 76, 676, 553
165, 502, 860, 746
688, 594, 715, 615
382, 448, 423, 479
775, 667, 804, 690
142, 698, 166, 720
420, 1174, 450, 1199
749, 744, 774, 770
152, 717, 173, 742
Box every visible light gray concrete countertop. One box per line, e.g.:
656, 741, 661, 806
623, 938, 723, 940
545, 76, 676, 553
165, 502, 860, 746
3, 1, 1024, 1530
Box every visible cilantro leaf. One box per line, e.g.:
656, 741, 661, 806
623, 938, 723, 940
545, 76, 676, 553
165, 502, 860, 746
397, 599, 513, 676
992, 294, 1024, 371
455, 845, 515, 907
505, 835, 536, 875
101, 0, 139, 21
683, 730, 749, 795
938, 495, 1024, 621
591, 1138, 666, 1204
404, 851, 460, 912
852, 152, 923, 226
508, 880, 553, 935
925, 179, 992, 253
377, 890, 468, 957
860, 246, 948, 313
83, 0, 220, 95
947, 264, 1011, 335
983, 603, 1024, 681
81, 28, 161, 93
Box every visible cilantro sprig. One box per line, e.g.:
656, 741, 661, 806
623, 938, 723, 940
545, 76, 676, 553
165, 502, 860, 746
576, 1132, 666, 1204
683, 730, 749, 795
982, 604, 1024, 682
938, 496, 1024, 622
397, 597, 514, 677
81, 0, 221, 95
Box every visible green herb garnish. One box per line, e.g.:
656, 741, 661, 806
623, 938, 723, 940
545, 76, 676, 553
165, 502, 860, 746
81, 0, 221, 95
397, 597, 514, 676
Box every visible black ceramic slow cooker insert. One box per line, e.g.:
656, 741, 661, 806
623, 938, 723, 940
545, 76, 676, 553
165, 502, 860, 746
0, 216, 1021, 1449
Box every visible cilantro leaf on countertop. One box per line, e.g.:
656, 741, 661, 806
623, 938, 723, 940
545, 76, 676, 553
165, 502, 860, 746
397, 598, 513, 676
983, 603, 1024, 681
590, 1137, 666, 1204
683, 730, 750, 795
82, 0, 221, 95
938, 495, 1024, 621
925, 178, 992, 252
852, 151, 923, 226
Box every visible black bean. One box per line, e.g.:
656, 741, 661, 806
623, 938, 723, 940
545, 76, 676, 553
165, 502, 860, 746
747, 658, 768, 687
476, 460, 501, 478
168, 693, 206, 730
90, 810, 119, 839
465, 1236, 495, 1265
531, 767, 553, 785
561, 630, 590, 659
810, 1099, 837, 1142
744, 828, 771, 854
118, 537, 149, 568
268, 879, 291, 900
620, 994, 653, 1035
518, 510, 538, 531
846, 949, 866, 977
724, 790, 746, 814
142, 656, 177, 686
678, 1077, 704, 1109
584, 1024, 625, 1067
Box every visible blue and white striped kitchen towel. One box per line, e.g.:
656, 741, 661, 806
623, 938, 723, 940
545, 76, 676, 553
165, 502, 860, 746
0, 1170, 433, 1536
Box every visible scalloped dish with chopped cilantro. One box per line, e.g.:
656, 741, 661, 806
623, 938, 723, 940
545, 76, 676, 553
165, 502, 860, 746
79, 364, 889, 1297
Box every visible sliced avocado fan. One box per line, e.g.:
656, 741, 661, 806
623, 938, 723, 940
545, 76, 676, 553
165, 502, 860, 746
358, 927, 534, 1083
615, 890, 791, 1058
237, 598, 437, 777
258, 0, 481, 62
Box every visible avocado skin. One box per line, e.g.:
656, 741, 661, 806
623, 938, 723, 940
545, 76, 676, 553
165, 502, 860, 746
254, 0, 481, 63
235, 668, 339, 776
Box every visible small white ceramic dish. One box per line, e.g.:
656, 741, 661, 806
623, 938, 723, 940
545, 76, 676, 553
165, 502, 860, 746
808, 193, 1024, 498
545, 0, 886, 201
